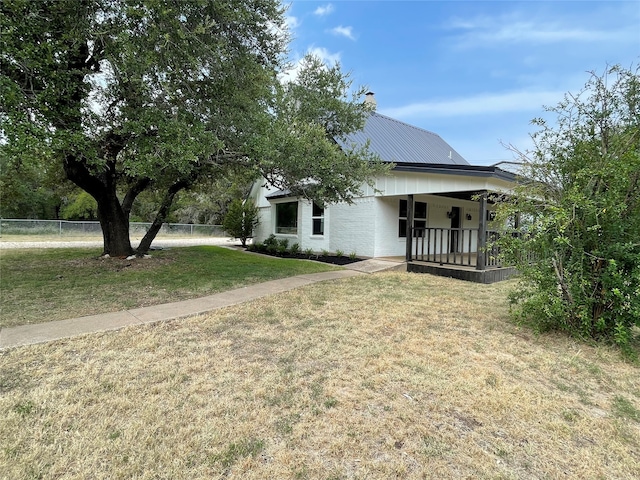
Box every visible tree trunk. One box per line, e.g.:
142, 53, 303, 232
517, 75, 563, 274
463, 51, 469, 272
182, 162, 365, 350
63, 154, 134, 257
96, 190, 134, 257
136, 180, 189, 254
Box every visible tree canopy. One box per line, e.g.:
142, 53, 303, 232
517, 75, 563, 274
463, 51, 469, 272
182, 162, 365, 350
495, 65, 640, 350
1, 0, 387, 256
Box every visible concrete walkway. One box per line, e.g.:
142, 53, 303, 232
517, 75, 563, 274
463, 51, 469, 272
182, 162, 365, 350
0, 259, 404, 349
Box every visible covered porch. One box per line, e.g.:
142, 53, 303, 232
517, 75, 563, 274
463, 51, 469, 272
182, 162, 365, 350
403, 191, 517, 283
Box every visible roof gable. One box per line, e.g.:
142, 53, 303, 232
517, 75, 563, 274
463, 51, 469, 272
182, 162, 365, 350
337, 112, 469, 166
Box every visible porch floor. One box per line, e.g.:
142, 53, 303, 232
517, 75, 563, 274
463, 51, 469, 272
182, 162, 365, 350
407, 259, 516, 284
371, 256, 515, 283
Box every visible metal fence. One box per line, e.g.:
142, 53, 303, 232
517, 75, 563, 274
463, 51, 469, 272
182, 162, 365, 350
0, 219, 225, 237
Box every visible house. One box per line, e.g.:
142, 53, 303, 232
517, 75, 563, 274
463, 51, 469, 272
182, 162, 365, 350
250, 100, 518, 282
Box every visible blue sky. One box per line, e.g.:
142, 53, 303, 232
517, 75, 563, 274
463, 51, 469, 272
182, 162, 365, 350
283, 1, 640, 165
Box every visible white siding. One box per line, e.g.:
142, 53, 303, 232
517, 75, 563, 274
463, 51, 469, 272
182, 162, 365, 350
373, 171, 514, 197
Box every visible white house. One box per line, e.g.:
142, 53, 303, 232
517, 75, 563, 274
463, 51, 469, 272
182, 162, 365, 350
250, 107, 518, 281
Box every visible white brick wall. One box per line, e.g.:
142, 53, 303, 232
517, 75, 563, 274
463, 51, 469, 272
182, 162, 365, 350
328, 197, 377, 257
250, 171, 506, 256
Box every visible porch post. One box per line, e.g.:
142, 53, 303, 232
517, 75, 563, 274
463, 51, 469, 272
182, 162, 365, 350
405, 194, 414, 261
476, 191, 487, 270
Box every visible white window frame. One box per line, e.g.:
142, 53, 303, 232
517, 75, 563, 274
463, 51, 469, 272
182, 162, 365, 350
311, 202, 324, 236
399, 199, 427, 238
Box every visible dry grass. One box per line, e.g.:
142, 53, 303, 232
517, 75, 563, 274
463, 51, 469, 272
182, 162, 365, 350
1, 272, 639, 479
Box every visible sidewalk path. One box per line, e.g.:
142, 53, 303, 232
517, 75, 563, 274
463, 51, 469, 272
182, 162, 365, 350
0, 259, 404, 349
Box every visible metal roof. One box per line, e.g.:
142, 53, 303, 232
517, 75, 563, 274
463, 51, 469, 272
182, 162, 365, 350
265, 189, 291, 199
337, 112, 469, 166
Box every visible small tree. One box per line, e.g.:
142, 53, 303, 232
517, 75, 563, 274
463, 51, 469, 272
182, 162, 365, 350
496, 65, 640, 350
223, 199, 259, 247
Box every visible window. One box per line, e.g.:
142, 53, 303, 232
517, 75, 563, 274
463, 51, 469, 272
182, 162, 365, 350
312, 202, 324, 235
399, 199, 427, 237
276, 202, 298, 234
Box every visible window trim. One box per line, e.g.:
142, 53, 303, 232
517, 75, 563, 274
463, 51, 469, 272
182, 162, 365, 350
399, 199, 427, 238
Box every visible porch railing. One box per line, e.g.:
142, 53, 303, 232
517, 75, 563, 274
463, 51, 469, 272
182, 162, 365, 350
409, 227, 504, 269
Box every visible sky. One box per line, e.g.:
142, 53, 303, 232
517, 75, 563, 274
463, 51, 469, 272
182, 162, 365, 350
283, 0, 640, 166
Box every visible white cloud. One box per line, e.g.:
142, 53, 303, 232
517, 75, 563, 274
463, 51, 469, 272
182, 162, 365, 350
447, 12, 633, 47
306, 46, 341, 66
314, 4, 334, 17
381, 89, 565, 119
285, 15, 300, 31
330, 25, 355, 40
279, 47, 341, 84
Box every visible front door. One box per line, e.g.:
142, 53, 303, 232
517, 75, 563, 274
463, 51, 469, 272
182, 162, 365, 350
450, 206, 460, 253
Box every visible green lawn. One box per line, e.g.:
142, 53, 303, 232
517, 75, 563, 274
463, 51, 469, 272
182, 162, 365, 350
0, 246, 338, 328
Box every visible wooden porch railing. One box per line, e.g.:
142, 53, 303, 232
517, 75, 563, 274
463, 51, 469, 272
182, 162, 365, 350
409, 227, 504, 269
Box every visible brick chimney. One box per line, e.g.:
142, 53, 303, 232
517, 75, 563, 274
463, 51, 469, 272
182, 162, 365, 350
364, 91, 377, 110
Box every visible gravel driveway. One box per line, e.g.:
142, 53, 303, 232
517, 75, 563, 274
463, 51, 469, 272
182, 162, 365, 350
0, 237, 239, 250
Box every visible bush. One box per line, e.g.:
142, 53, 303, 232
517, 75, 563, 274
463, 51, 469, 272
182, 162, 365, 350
261, 234, 278, 253
290, 243, 301, 255
247, 242, 261, 252
61, 191, 97, 220
495, 66, 640, 351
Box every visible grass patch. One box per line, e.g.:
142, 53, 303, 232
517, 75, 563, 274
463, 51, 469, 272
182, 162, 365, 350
612, 396, 640, 422
209, 438, 265, 469
0, 246, 337, 328
1, 272, 639, 478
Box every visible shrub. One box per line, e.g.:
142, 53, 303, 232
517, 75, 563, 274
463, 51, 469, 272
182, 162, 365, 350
494, 65, 640, 351
290, 243, 301, 255
247, 243, 260, 252
321, 249, 330, 257
61, 191, 98, 220
335, 249, 344, 258
349, 252, 358, 260
264, 234, 278, 254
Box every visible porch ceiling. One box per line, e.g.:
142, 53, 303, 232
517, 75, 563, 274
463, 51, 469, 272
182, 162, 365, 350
432, 190, 498, 203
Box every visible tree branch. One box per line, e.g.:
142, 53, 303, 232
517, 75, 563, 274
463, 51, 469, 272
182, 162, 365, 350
136, 176, 197, 254
122, 178, 152, 216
